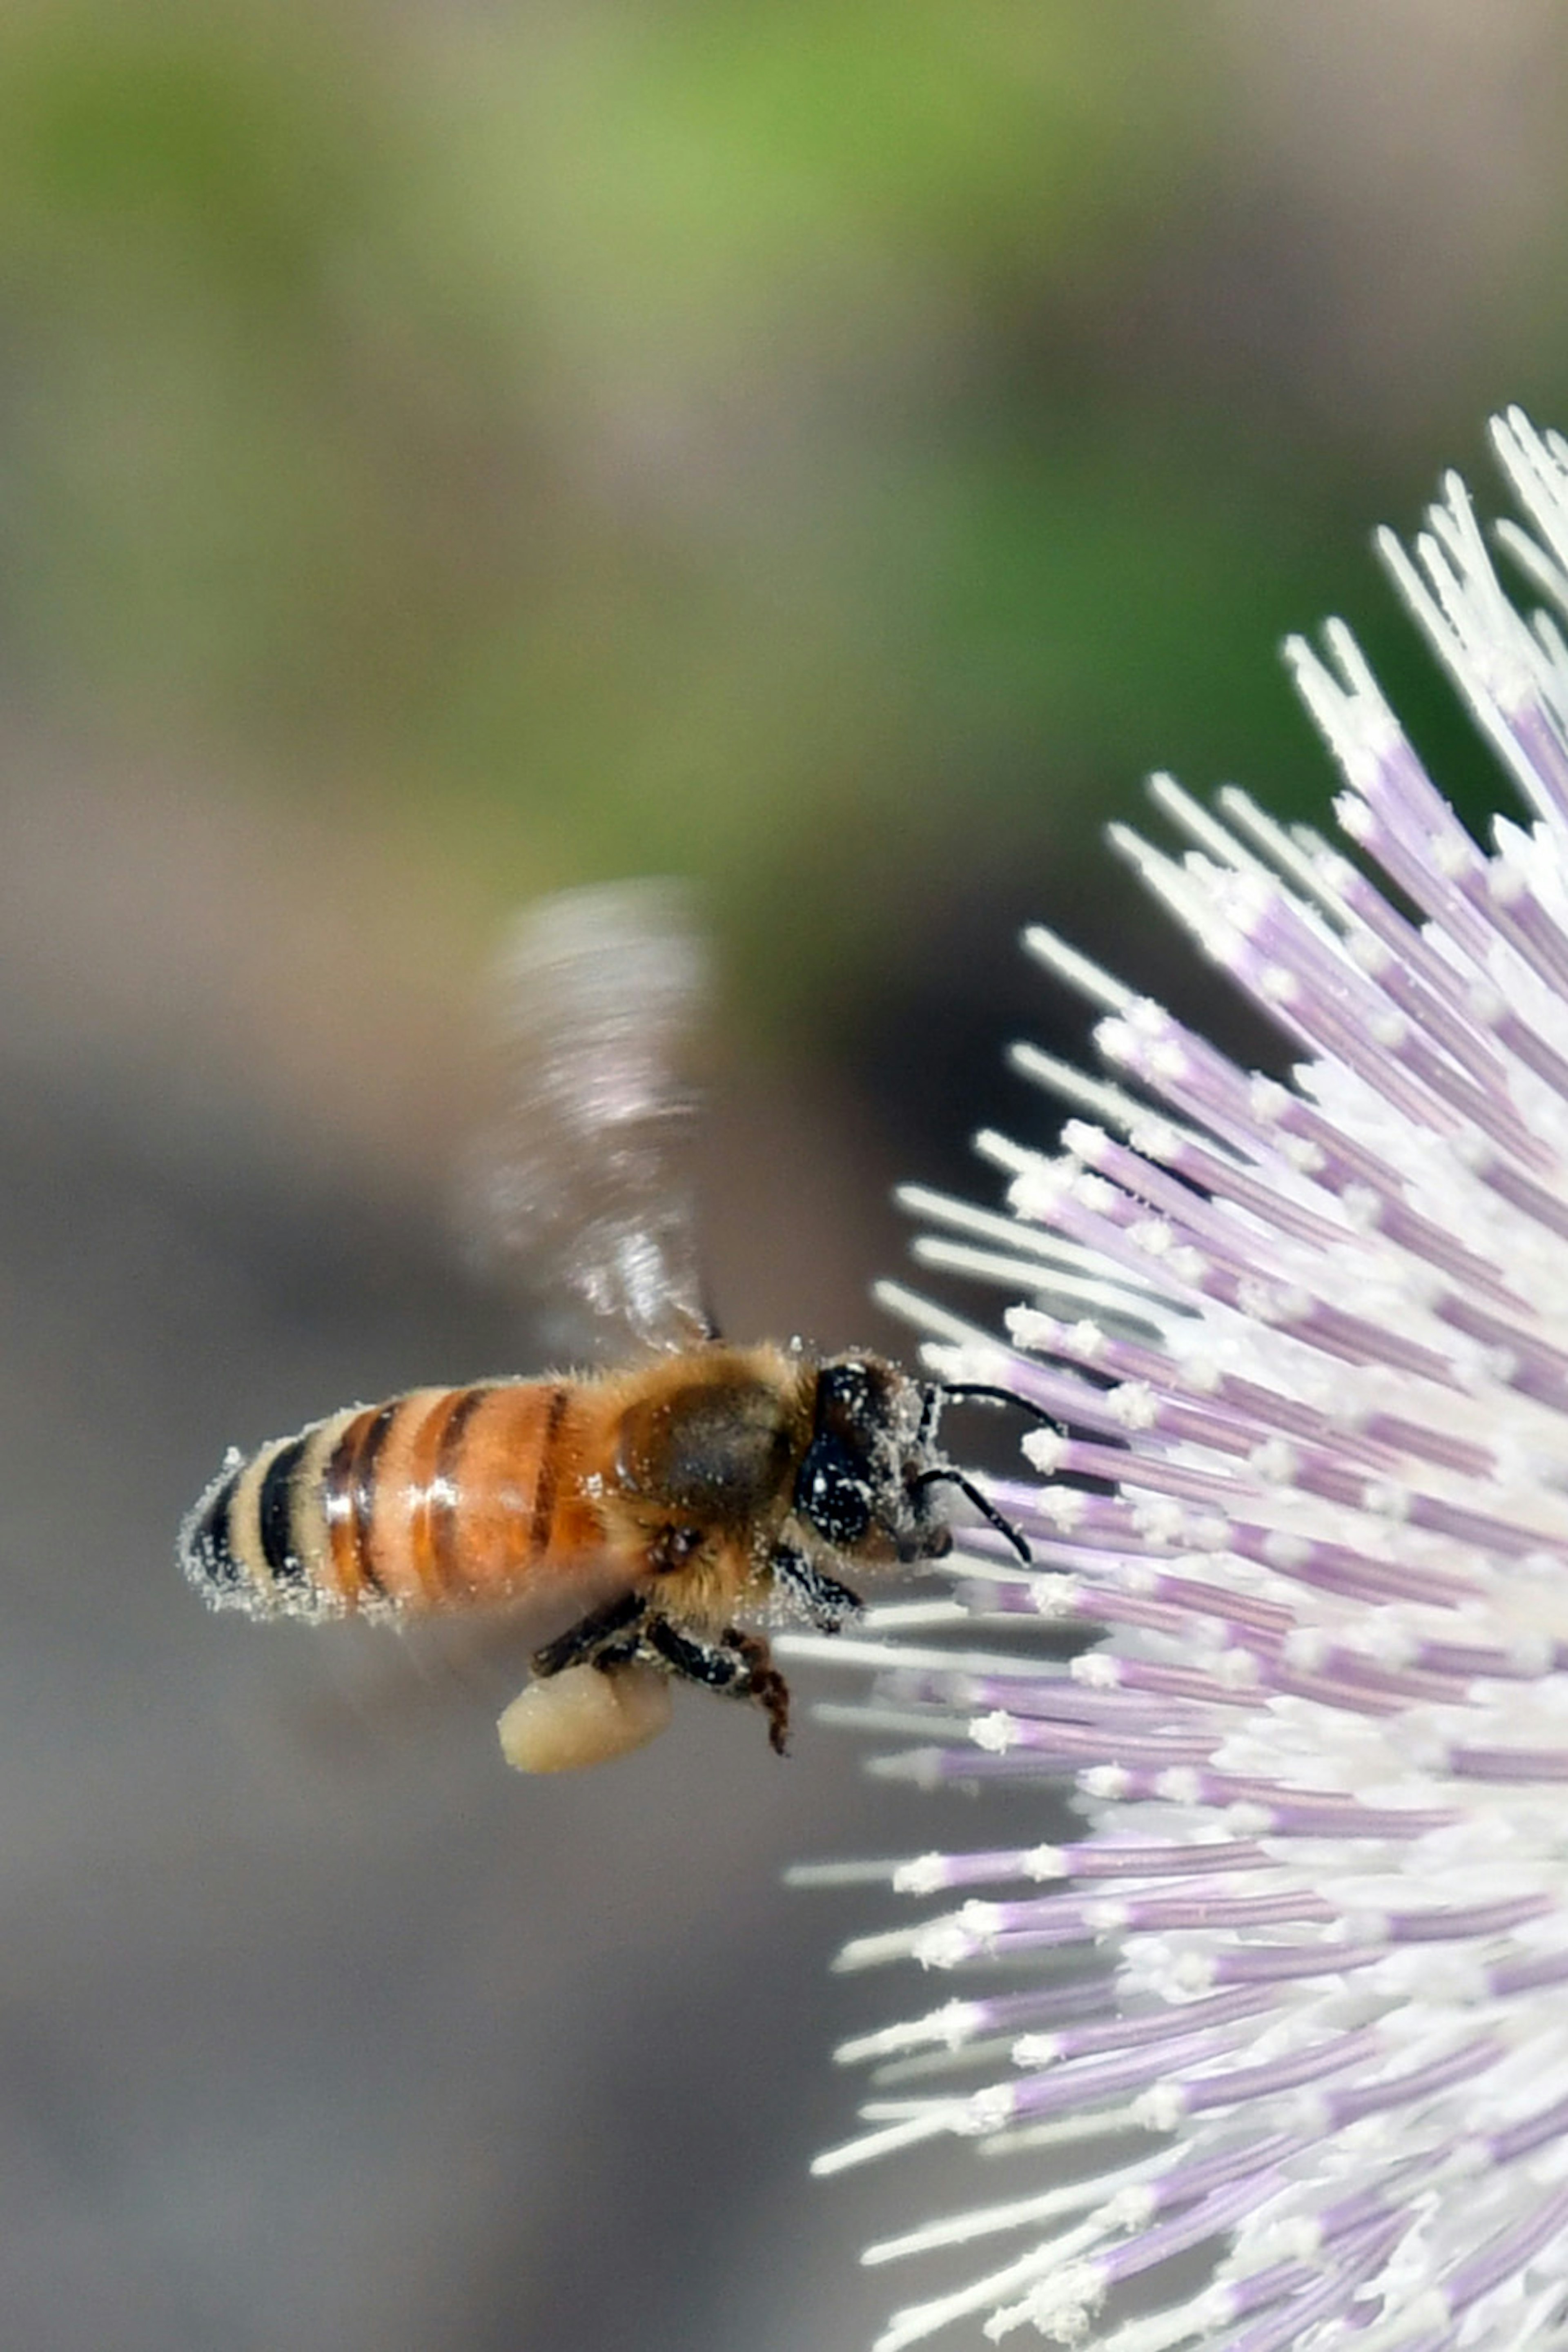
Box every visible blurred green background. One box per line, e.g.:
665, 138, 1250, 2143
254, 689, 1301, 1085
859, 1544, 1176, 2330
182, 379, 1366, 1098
6, 8, 1568, 2350
5, 0, 1566, 1194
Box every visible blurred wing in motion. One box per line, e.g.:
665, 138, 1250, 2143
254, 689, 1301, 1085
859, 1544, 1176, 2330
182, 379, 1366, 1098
459, 880, 715, 1361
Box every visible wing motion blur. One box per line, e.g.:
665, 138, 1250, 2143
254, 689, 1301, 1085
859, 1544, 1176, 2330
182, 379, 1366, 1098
458, 880, 715, 1362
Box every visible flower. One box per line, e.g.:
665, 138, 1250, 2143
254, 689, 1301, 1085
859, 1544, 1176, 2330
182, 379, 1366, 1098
785, 411, 1568, 2352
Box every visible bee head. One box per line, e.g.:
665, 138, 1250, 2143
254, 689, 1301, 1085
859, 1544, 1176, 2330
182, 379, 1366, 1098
793, 1355, 952, 1564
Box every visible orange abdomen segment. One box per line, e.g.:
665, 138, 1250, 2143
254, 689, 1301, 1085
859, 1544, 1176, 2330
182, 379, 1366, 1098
181, 1381, 612, 1619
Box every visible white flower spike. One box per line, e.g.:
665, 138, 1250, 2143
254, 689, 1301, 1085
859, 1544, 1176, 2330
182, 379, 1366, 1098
789, 412, 1568, 2352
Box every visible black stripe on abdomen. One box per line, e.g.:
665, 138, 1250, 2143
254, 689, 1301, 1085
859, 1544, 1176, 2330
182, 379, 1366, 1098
258, 1434, 312, 1592
429, 1385, 491, 1594
527, 1386, 571, 1560
354, 1402, 399, 1595
182, 1461, 247, 1596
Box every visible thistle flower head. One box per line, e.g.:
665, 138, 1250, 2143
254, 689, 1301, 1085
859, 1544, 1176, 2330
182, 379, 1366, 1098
791, 412, 1568, 2352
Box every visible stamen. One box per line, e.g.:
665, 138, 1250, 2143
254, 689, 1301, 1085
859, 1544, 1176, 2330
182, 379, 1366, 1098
804, 410, 1568, 2352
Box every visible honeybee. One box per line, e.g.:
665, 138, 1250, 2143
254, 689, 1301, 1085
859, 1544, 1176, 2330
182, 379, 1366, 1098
180, 884, 1028, 1772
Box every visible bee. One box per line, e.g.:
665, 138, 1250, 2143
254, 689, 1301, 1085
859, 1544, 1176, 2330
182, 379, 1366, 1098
180, 884, 1029, 1773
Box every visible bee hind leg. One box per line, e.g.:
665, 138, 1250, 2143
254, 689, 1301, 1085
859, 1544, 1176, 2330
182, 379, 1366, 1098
642, 1617, 792, 1756
530, 1591, 648, 1679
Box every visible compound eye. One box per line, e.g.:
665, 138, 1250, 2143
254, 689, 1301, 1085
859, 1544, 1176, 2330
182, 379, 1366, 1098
795, 1440, 871, 1547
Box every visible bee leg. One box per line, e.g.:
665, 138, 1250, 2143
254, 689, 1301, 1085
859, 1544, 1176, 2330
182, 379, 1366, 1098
728, 1628, 791, 1755
531, 1591, 648, 1679
771, 1543, 863, 1633
641, 1617, 793, 1755
588, 1637, 647, 1673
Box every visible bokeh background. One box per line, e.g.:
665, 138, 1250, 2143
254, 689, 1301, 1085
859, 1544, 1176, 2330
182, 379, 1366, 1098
4, 5, 1568, 2347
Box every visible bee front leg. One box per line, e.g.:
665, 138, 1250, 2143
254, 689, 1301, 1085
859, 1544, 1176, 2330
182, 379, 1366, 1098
771, 1543, 863, 1633
531, 1590, 648, 1679
641, 1617, 792, 1756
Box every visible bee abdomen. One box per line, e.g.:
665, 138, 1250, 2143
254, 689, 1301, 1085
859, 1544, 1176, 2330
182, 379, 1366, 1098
180, 1405, 370, 1621
180, 1452, 250, 1600
179, 1381, 590, 1620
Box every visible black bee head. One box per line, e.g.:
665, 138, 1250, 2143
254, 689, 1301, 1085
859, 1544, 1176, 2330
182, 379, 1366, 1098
793, 1356, 951, 1564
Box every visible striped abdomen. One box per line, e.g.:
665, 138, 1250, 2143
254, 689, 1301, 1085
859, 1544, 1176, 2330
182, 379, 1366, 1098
180, 1382, 608, 1620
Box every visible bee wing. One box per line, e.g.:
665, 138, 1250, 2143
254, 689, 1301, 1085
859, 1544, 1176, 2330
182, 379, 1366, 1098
458, 880, 715, 1362
283, 1584, 629, 1766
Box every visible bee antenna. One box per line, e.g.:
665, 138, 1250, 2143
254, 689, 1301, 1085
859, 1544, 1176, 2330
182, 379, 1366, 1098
910, 1468, 1031, 1565
938, 1382, 1058, 1428
916, 1382, 942, 1447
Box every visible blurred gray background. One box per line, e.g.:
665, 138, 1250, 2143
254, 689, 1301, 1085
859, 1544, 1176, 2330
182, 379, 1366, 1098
3, 3, 1568, 2346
